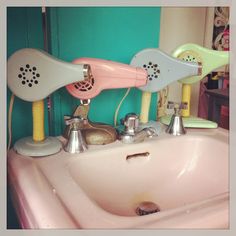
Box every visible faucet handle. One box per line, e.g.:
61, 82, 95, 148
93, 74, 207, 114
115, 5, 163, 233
179, 102, 188, 110
122, 113, 139, 134
167, 101, 188, 112
167, 101, 175, 109
64, 115, 87, 129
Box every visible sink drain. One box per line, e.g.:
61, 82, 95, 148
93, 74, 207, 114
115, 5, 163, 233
135, 201, 160, 216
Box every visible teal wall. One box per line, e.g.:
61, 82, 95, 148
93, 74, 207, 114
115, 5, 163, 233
47, 7, 161, 135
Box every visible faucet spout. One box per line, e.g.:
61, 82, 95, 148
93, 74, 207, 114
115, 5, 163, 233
119, 127, 157, 144
117, 113, 158, 144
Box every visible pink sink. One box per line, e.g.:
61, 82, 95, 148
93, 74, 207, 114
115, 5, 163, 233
7, 127, 229, 229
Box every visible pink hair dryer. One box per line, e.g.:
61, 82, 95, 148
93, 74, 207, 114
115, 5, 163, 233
66, 58, 148, 99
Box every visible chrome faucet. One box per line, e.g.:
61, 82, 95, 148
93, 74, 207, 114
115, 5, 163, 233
165, 101, 188, 136
64, 116, 88, 153
118, 113, 158, 144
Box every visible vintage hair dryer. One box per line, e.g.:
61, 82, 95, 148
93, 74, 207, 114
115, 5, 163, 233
172, 43, 229, 121
66, 58, 148, 100
129, 48, 202, 123
7, 48, 91, 156
172, 43, 229, 85
160, 43, 229, 128
130, 48, 202, 93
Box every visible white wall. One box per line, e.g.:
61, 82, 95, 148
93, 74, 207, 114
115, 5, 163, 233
159, 7, 214, 116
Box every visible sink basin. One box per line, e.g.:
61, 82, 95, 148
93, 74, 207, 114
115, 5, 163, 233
68, 130, 228, 217
7, 127, 229, 229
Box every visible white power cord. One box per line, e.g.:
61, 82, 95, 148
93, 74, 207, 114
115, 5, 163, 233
113, 88, 131, 126
8, 94, 15, 150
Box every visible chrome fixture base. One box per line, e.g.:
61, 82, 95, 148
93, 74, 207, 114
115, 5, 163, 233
118, 113, 159, 144
64, 116, 88, 154
165, 115, 186, 136
64, 129, 87, 154
165, 101, 187, 136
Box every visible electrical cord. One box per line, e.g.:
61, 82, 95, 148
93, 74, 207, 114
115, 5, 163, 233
113, 88, 131, 127
8, 94, 15, 150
